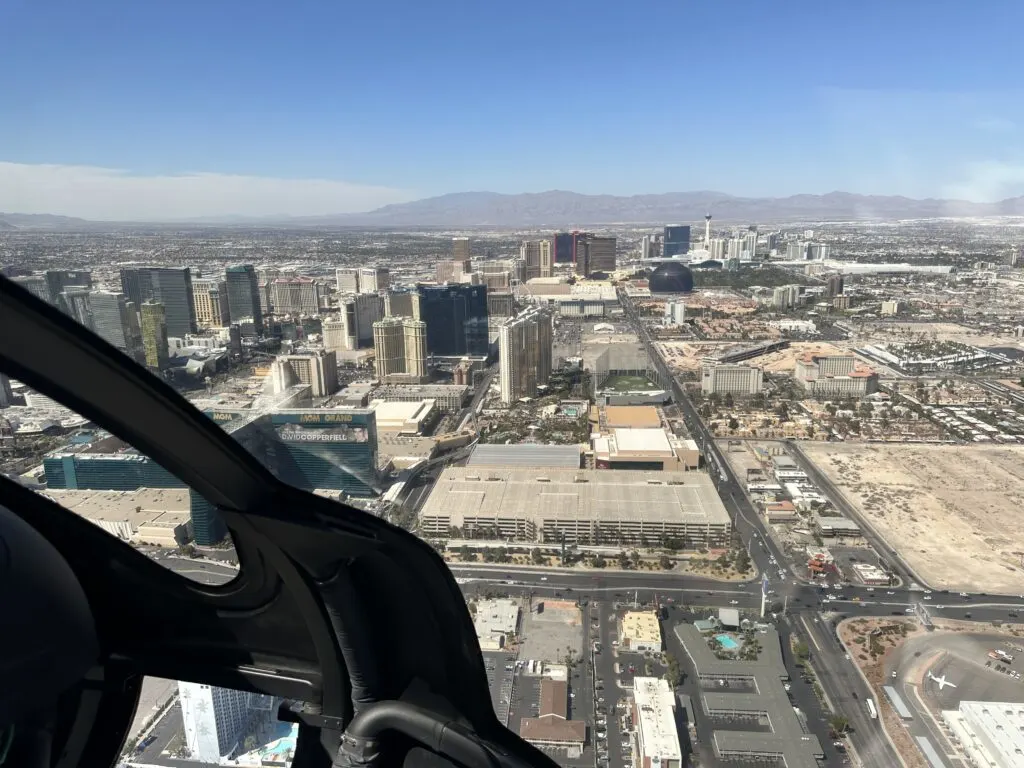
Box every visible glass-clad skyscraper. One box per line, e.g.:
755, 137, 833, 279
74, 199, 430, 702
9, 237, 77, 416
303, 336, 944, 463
119, 267, 196, 336
416, 284, 489, 357
225, 265, 263, 329
663, 225, 691, 257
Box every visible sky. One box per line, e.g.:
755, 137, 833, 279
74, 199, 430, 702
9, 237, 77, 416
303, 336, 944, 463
2, 0, 1024, 219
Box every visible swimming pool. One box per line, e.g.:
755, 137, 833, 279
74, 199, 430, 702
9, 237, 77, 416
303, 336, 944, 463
715, 634, 739, 651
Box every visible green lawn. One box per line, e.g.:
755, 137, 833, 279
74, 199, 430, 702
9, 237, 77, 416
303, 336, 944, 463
600, 374, 657, 391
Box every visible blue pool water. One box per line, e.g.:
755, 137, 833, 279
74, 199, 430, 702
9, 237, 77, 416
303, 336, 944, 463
715, 634, 739, 650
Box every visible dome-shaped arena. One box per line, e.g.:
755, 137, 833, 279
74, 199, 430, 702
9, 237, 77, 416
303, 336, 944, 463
649, 261, 694, 293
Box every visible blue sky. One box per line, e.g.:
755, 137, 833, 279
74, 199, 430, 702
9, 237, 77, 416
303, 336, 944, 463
2, 0, 1024, 218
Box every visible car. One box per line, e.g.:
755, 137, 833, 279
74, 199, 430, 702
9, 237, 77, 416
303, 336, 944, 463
905, 608, 915, 614
1010, 612, 1019, 618
887, 591, 895, 595
923, 596, 932, 600
844, 654, 850, 661
923, 589, 932, 594
540, 576, 548, 581
729, 600, 739, 605
891, 671, 897, 679
959, 592, 969, 597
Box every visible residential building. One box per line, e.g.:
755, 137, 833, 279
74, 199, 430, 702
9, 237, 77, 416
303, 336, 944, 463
700, 364, 763, 395
140, 301, 169, 372
224, 265, 263, 329
436, 258, 473, 284
786, 242, 808, 261
119, 267, 196, 336
579, 235, 616, 276
499, 307, 552, 403
335, 268, 360, 294
0, 373, 14, 408
771, 285, 802, 309
384, 290, 421, 319
59, 286, 94, 329
89, 290, 144, 363
553, 232, 575, 264
663, 225, 690, 257
621, 611, 662, 652
192, 279, 230, 326
519, 679, 586, 751
881, 299, 902, 315
271, 277, 320, 315
727, 238, 744, 260
178, 681, 276, 764
640, 234, 662, 260
322, 318, 352, 354
373, 317, 428, 383
416, 284, 489, 357
45, 270, 92, 304
632, 677, 682, 768
664, 301, 686, 325
833, 295, 851, 309
520, 239, 553, 280
337, 293, 383, 349
795, 354, 877, 398
744, 227, 758, 260
11, 275, 51, 303
359, 267, 389, 293
487, 292, 515, 318
825, 274, 844, 297
272, 351, 339, 397
452, 236, 471, 261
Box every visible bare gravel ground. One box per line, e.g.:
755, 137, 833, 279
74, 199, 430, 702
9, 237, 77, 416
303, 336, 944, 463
802, 443, 1024, 593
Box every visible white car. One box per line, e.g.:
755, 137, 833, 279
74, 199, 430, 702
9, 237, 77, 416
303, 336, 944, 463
540, 576, 548, 581
923, 596, 932, 601
887, 591, 895, 595
923, 589, 932, 594
729, 600, 739, 605
959, 592, 969, 597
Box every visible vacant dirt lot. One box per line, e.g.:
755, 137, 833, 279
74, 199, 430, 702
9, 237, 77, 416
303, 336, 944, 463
802, 443, 1024, 593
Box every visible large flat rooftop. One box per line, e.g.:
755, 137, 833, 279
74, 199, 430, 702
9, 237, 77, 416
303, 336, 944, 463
467, 443, 582, 469
420, 467, 730, 526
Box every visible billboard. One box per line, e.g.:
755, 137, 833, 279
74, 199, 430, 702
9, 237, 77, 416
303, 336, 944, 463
274, 422, 369, 443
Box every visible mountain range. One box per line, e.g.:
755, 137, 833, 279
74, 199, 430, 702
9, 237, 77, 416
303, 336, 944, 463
4, 190, 1024, 229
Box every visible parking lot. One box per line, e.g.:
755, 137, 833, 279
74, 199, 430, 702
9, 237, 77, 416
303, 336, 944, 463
481, 651, 517, 726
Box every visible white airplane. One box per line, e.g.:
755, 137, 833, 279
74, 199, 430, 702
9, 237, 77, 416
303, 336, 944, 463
928, 672, 957, 690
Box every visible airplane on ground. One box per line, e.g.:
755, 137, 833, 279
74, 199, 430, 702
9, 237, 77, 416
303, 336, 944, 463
928, 672, 958, 690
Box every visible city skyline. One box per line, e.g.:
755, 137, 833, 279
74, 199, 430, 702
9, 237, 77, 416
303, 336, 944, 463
2, 1, 1023, 218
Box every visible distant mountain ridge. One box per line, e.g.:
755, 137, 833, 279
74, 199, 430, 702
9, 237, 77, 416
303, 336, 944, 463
327, 190, 1024, 227
4, 191, 1024, 229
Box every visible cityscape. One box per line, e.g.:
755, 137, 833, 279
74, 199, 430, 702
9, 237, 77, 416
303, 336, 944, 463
2, 214, 1024, 768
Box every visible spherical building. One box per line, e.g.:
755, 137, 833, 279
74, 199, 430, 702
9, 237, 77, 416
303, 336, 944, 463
649, 262, 694, 293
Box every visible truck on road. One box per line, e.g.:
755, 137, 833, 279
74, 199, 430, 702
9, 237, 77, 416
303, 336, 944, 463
866, 698, 878, 719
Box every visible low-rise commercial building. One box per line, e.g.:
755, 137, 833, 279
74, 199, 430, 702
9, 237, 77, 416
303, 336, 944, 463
592, 428, 694, 471
632, 677, 682, 768
419, 468, 731, 547
621, 611, 662, 652
519, 679, 586, 752
473, 598, 520, 651
368, 399, 438, 435
371, 384, 469, 411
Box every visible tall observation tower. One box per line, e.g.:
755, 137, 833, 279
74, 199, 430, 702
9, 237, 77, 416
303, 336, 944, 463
704, 214, 712, 249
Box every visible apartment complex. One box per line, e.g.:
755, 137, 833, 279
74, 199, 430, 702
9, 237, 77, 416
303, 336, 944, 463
499, 307, 553, 403
700, 364, 764, 395
373, 317, 428, 383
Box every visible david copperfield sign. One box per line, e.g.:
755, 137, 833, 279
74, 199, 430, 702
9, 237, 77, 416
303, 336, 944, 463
275, 422, 368, 443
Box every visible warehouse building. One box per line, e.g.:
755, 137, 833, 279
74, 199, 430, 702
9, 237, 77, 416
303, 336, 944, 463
419, 468, 731, 546
631, 677, 682, 768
